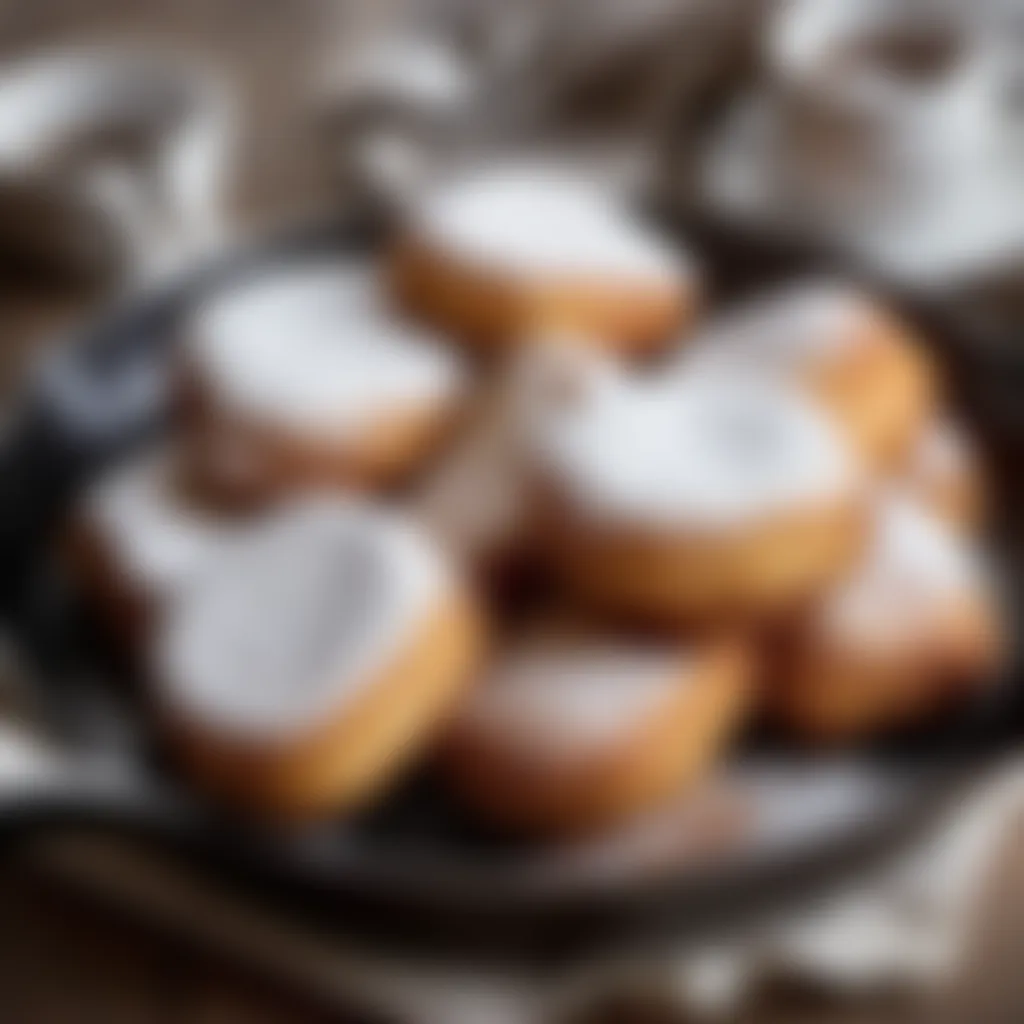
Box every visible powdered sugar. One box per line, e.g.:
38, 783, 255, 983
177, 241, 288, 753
188, 259, 464, 437
820, 492, 983, 647
906, 418, 973, 487
680, 279, 875, 375
83, 448, 229, 599
460, 639, 688, 760
156, 497, 452, 738
411, 162, 690, 284
533, 360, 859, 529
413, 339, 616, 558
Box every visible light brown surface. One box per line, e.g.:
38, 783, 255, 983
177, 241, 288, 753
539, 487, 868, 624
771, 593, 1003, 744
390, 234, 697, 358
908, 467, 984, 533
165, 592, 483, 820
442, 634, 753, 835
900, 427, 985, 532
179, 368, 462, 510
807, 309, 937, 471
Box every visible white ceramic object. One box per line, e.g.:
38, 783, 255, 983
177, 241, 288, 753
0, 45, 235, 286
697, 0, 1024, 290
313, 33, 477, 209
312, 0, 753, 212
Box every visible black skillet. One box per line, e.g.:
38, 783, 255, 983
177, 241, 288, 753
0, 211, 1020, 965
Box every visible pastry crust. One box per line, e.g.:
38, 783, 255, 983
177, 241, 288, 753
769, 496, 1002, 743
899, 418, 983, 530
389, 162, 698, 355
178, 259, 464, 508
154, 499, 484, 820
529, 362, 867, 623
538, 493, 867, 624
442, 633, 753, 835
164, 592, 482, 820
683, 281, 936, 470
771, 594, 1001, 744
810, 316, 935, 470
390, 236, 695, 357
179, 368, 460, 509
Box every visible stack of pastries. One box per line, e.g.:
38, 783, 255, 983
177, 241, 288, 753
64, 160, 1004, 834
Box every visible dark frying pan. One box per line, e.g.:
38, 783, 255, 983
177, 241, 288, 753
0, 212, 1019, 965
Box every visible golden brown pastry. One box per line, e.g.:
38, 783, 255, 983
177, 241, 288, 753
442, 626, 753, 835
529, 354, 868, 623
154, 497, 483, 820
391, 162, 698, 356
770, 493, 1002, 743
679, 280, 935, 470
180, 259, 465, 508
899, 417, 983, 531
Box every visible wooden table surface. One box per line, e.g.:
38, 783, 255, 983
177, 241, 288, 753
2, 2, 1024, 1021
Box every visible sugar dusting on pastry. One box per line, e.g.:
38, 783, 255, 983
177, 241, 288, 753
157, 497, 452, 738
907, 418, 972, 486
821, 492, 983, 647
189, 259, 464, 436
683, 279, 875, 371
411, 162, 690, 283
459, 642, 688, 760
534, 361, 860, 528
84, 448, 228, 597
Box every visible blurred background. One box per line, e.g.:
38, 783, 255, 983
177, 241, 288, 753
0, 0, 336, 392
0, 1, 1023, 1021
